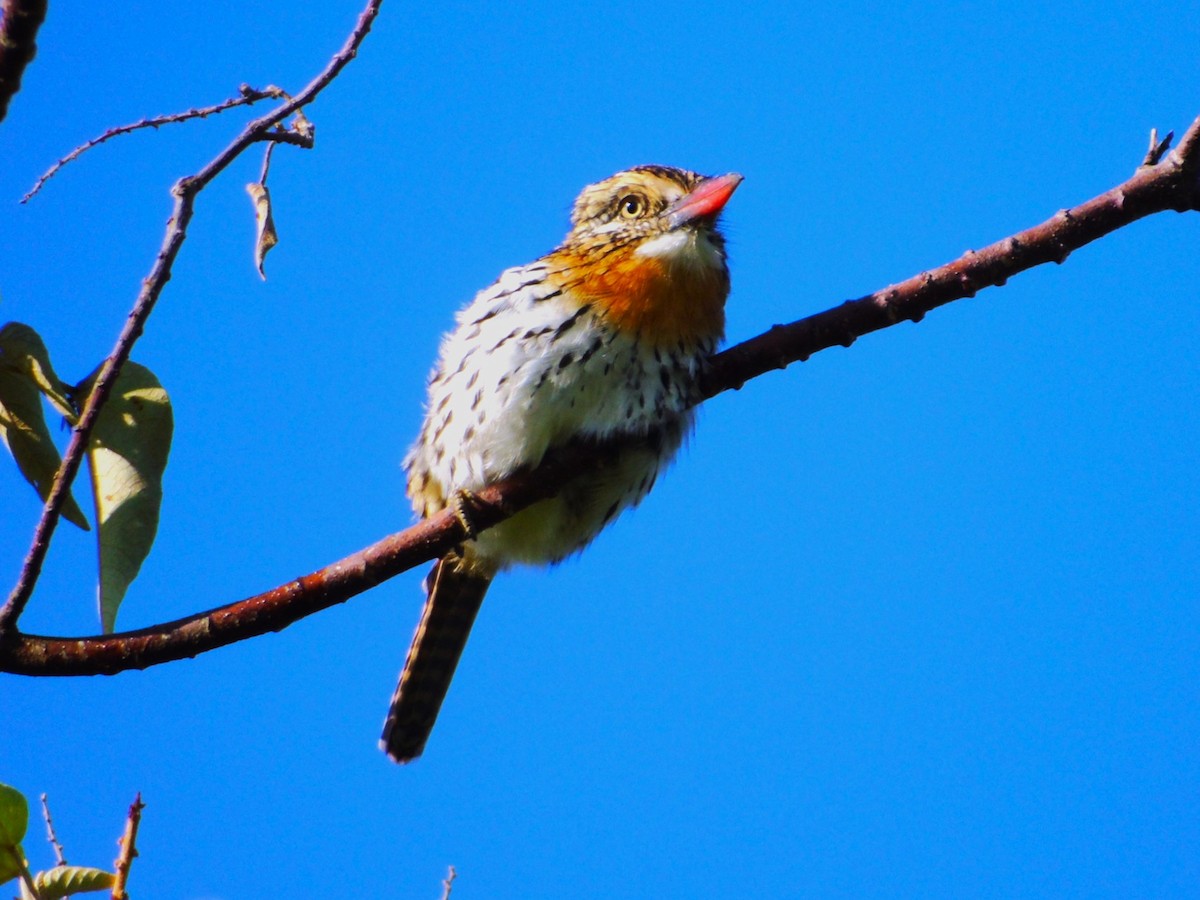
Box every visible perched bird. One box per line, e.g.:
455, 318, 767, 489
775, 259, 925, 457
381, 165, 742, 763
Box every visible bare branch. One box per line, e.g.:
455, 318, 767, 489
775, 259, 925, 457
40, 793, 68, 867
21, 84, 288, 202
703, 114, 1200, 398
440, 866, 457, 900
252, 127, 315, 149
110, 794, 144, 900
0, 444, 583, 674
0, 0, 385, 636
1, 114, 1198, 677
0, 0, 47, 125
1172, 114, 1200, 165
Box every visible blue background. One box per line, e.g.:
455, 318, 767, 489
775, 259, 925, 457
3, 3, 1198, 897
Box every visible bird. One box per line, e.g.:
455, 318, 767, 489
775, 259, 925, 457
381, 165, 742, 763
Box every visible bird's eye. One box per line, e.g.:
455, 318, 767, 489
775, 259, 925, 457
617, 194, 645, 218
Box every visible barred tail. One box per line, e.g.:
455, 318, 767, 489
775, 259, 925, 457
380, 554, 492, 763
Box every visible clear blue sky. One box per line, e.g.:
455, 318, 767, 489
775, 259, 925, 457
4, 3, 1199, 897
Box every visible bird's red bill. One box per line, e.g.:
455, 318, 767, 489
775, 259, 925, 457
667, 172, 744, 226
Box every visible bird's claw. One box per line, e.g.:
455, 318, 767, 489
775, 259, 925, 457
451, 490, 486, 540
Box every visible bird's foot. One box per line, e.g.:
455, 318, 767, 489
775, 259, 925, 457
451, 489, 487, 540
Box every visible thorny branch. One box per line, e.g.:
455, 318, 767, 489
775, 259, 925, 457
0, 0, 385, 636
1, 115, 1198, 677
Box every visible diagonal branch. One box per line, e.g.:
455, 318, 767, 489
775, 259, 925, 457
703, 116, 1200, 397
1, 114, 1198, 677
0, 0, 385, 636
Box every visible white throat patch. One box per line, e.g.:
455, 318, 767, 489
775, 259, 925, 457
633, 229, 724, 270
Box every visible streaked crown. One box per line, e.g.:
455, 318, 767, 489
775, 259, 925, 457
571, 166, 703, 228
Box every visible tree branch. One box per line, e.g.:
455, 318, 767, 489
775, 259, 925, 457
110, 794, 144, 900
21, 84, 288, 203
40, 793, 68, 867
1, 115, 1197, 677
0, 0, 384, 636
0, 0, 47, 125
0, 445, 590, 674
702, 118, 1200, 397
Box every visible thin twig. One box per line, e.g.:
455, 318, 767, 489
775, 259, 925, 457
0, 0, 48, 125
1141, 127, 1174, 167
259, 140, 277, 185
40, 793, 68, 866
110, 794, 144, 900
440, 866, 457, 900
22, 84, 287, 202
0, 0, 385, 636
1, 113, 1198, 677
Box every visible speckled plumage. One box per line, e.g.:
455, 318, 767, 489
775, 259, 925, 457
382, 166, 741, 762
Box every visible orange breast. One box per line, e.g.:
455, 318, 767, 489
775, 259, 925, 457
547, 247, 727, 347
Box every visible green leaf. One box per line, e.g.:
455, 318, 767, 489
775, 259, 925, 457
0, 324, 90, 530
80, 362, 173, 633
0, 323, 75, 417
34, 866, 115, 899
0, 783, 29, 847
0, 783, 29, 884
0, 844, 25, 886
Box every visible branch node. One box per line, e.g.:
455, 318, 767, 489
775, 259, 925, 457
1141, 128, 1174, 167
871, 292, 901, 324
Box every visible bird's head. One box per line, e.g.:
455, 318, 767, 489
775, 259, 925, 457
549, 166, 743, 346
567, 165, 741, 249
